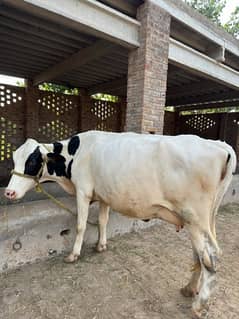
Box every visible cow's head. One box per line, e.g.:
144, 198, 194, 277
5, 138, 45, 200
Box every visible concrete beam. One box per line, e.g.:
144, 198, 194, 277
206, 44, 225, 63
168, 90, 239, 106
152, 0, 239, 58
169, 38, 239, 90
167, 80, 220, 99
100, 0, 137, 16
33, 40, 115, 85
0, 5, 93, 44
89, 77, 127, 95
174, 100, 239, 111
3, 0, 140, 48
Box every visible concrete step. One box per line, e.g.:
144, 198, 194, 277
0, 197, 159, 272
0, 175, 238, 272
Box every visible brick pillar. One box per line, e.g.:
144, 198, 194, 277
120, 97, 127, 131
24, 80, 40, 139
80, 90, 95, 132
236, 128, 239, 173
126, 0, 171, 134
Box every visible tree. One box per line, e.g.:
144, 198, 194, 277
185, 0, 226, 25
38, 83, 118, 101
185, 0, 239, 38
224, 6, 239, 38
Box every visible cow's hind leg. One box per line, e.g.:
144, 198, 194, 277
96, 202, 110, 252
188, 226, 218, 319
181, 247, 201, 298
64, 194, 90, 263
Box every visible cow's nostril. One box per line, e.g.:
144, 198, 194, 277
4, 190, 9, 197
4, 189, 16, 199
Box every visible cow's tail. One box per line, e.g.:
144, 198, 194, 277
216, 142, 237, 210
210, 143, 237, 252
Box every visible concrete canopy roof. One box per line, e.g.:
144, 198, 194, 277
0, 0, 239, 107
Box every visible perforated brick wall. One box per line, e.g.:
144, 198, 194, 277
0, 85, 123, 186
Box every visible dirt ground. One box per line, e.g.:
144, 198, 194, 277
0, 203, 239, 319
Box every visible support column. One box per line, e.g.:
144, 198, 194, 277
24, 80, 40, 139
80, 90, 95, 132
120, 97, 127, 132
126, 0, 171, 134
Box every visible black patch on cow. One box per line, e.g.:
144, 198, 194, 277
226, 153, 231, 164
142, 219, 150, 222
53, 142, 63, 155
66, 159, 73, 179
47, 153, 67, 177
68, 136, 80, 155
24, 146, 43, 176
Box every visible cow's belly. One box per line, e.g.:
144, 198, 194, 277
93, 180, 183, 226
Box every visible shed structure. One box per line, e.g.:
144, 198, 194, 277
0, 0, 239, 184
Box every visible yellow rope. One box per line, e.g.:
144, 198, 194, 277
35, 183, 76, 216
190, 262, 201, 272
11, 158, 76, 217
10, 148, 98, 225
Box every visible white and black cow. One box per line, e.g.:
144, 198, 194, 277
5, 131, 237, 319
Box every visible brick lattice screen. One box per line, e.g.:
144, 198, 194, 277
178, 112, 239, 170
81, 96, 123, 133
0, 84, 25, 185
38, 91, 80, 142
0, 84, 123, 186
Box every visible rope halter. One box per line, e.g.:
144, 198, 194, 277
11, 157, 47, 184
10, 144, 77, 217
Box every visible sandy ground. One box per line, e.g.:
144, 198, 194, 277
0, 203, 239, 319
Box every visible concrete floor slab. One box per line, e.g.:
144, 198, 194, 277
0, 203, 238, 319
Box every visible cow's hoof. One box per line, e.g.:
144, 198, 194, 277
64, 253, 79, 263
192, 310, 201, 319
96, 243, 107, 252
180, 285, 194, 298
192, 304, 209, 319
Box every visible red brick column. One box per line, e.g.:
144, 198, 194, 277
80, 90, 95, 132
120, 97, 127, 131
24, 81, 40, 139
126, 0, 171, 134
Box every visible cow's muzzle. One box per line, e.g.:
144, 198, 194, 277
4, 189, 16, 200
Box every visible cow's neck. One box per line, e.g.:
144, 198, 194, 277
40, 141, 76, 195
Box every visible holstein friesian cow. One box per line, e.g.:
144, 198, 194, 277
5, 131, 236, 319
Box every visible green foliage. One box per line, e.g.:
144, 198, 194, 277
185, 0, 226, 25
16, 80, 26, 87
224, 6, 239, 38
38, 82, 79, 95
38, 83, 119, 102
91, 93, 119, 103
185, 1, 239, 38
181, 106, 239, 115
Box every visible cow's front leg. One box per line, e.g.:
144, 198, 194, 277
64, 194, 90, 263
96, 202, 110, 252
